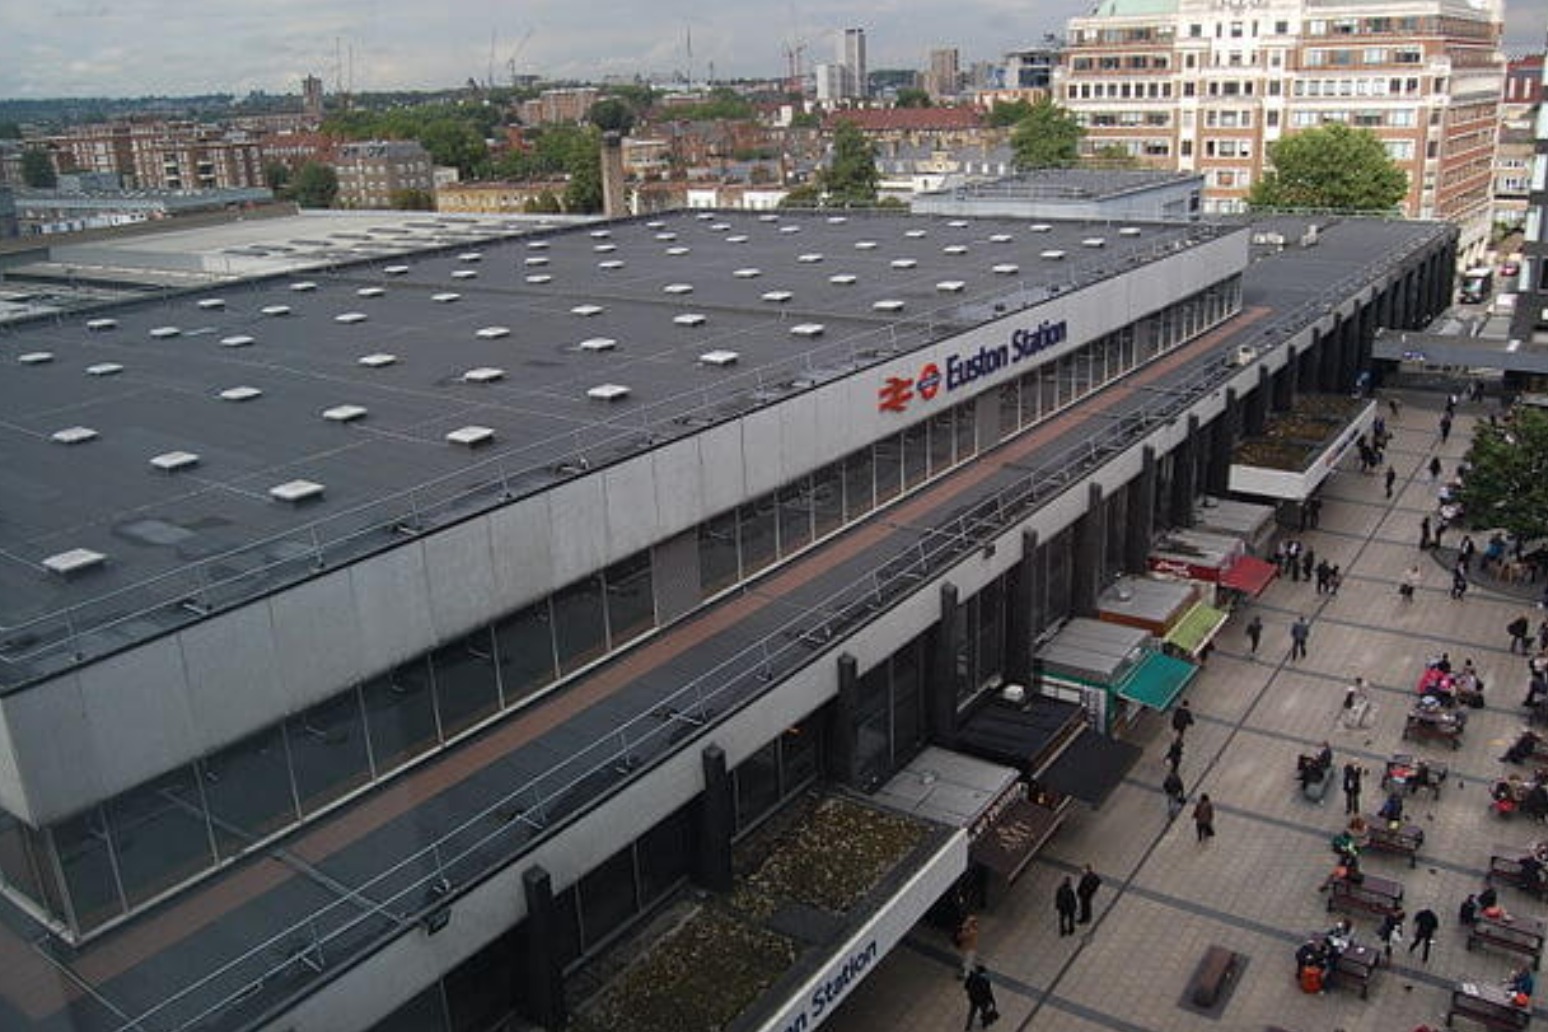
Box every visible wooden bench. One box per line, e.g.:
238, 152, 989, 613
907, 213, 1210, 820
1307, 934, 1382, 999
1404, 708, 1466, 749
1448, 980, 1533, 1030
1468, 913, 1546, 969
1189, 944, 1240, 1008
1365, 818, 1426, 868
1381, 753, 1449, 799
1490, 846, 1548, 901
1328, 873, 1404, 918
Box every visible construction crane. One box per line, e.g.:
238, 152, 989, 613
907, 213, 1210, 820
783, 41, 807, 95
506, 27, 535, 88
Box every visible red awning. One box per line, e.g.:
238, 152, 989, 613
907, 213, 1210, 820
1221, 555, 1277, 596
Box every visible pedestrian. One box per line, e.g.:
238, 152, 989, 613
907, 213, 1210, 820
1450, 566, 1468, 601
1165, 733, 1184, 774
1538, 619, 1548, 654
1429, 455, 1442, 481
1388, 396, 1401, 420
1308, 497, 1322, 529
1385, 465, 1397, 499
1377, 907, 1405, 961
1290, 615, 1310, 661
1301, 547, 1315, 584
1054, 876, 1078, 936
1171, 699, 1195, 739
1315, 559, 1331, 594
1400, 564, 1420, 602
1433, 519, 1448, 551
1288, 540, 1302, 582
954, 913, 979, 978
1439, 414, 1452, 444
1192, 792, 1216, 843
1410, 907, 1439, 963
1420, 516, 1432, 550
1459, 535, 1476, 571
1342, 761, 1363, 815
963, 964, 998, 1030
1327, 564, 1342, 597
1509, 614, 1532, 654
1246, 614, 1263, 655
1273, 539, 1288, 575
1163, 768, 1186, 820
1076, 864, 1102, 924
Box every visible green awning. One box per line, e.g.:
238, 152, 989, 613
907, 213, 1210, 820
1117, 650, 1197, 710
1163, 602, 1230, 658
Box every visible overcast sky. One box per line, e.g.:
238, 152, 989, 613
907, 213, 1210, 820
4, 0, 1545, 98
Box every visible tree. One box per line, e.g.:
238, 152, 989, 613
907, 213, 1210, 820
563, 130, 603, 213
418, 119, 487, 178
821, 120, 878, 207
20, 147, 57, 188
523, 190, 563, 214
1010, 98, 1083, 170
263, 160, 291, 193
589, 98, 636, 135
1087, 143, 1139, 169
1457, 407, 1548, 544
1247, 122, 1407, 212
985, 100, 1033, 128
894, 87, 932, 109
292, 162, 338, 208
389, 188, 435, 210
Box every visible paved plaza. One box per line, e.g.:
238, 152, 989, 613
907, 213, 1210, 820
827, 390, 1546, 1032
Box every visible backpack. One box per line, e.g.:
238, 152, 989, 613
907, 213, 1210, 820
1460, 896, 1478, 925
1299, 965, 1323, 994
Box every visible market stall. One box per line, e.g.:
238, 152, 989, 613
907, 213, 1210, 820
1194, 496, 1278, 555
1033, 618, 1197, 733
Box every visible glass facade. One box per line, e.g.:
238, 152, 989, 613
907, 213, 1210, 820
0, 276, 1243, 938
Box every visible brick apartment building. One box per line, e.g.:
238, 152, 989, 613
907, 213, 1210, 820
334, 140, 435, 209
46, 121, 266, 191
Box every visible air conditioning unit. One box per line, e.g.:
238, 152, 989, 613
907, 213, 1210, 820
1001, 683, 1027, 705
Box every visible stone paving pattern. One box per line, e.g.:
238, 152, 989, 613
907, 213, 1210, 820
826, 391, 1545, 1032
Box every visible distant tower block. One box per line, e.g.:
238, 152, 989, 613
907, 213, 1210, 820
302, 74, 324, 119
601, 131, 627, 219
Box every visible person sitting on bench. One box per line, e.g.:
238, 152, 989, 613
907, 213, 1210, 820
1520, 853, 1546, 896
1322, 918, 1353, 988
1503, 729, 1541, 764
1378, 791, 1405, 823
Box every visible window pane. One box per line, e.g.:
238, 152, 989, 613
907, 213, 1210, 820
604, 551, 656, 649
998, 383, 1020, 439
432, 629, 501, 740
955, 400, 977, 460
637, 806, 692, 906
24, 821, 65, 918
362, 660, 440, 776
812, 462, 844, 539
0, 809, 43, 909
203, 725, 296, 858
553, 574, 607, 676
369, 986, 448, 1032
903, 423, 929, 490
494, 601, 556, 708
734, 741, 782, 833
843, 449, 875, 520
107, 766, 213, 909
578, 846, 638, 952
928, 411, 955, 476
444, 935, 513, 1032
738, 493, 778, 578
551, 885, 583, 970
780, 721, 820, 794
778, 478, 813, 557
52, 807, 123, 934
874, 434, 903, 503
698, 512, 740, 596
287, 690, 371, 815
892, 639, 925, 759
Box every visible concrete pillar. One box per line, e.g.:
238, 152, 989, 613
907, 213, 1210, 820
600, 131, 626, 218
927, 588, 960, 745
1126, 448, 1157, 573
1207, 390, 1237, 496
692, 745, 734, 892
519, 866, 568, 1030
1005, 537, 1035, 689
827, 654, 860, 785
1071, 484, 1103, 616
1273, 345, 1297, 411
1246, 366, 1269, 435
1169, 416, 1199, 527
1318, 321, 1341, 392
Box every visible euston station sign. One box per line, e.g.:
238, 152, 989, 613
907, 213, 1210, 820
877, 319, 1068, 413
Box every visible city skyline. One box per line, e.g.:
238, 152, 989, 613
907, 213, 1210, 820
6, 0, 1544, 100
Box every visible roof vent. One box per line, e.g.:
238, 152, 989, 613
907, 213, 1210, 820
475, 326, 511, 339
989, 233, 1013, 243
335, 312, 368, 324
576, 336, 618, 354
942, 244, 968, 255
947, 220, 969, 228
463, 367, 506, 383
290, 281, 318, 292
221, 335, 255, 347
733, 268, 762, 278
446, 425, 496, 447
323, 405, 368, 423
1082, 237, 1106, 248
589, 229, 611, 238
526, 240, 549, 250
457, 252, 483, 262
572, 304, 604, 317
992, 263, 1020, 275
1119, 226, 1142, 237
665, 246, 691, 256
86, 362, 123, 376
150, 326, 181, 338
646, 220, 666, 229
451, 269, 478, 279
673, 313, 707, 326
587, 383, 631, 401
1040, 250, 1066, 260
827, 215, 848, 225
150, 450, 200, 472
594, 243, 617, 253
1030, 223, 1052, 233
699, 350, 739, 366
42, 548, 106, 576
260, 304, 291, 316
663, 283, 694, 295
710, 222, 731, 231
524, 256, 549, 266
904, 229, 928, 238
889, 258, 917, 269
778, 225, 801, 234
655, 231, 678, 241
855, 240, 878, 250
790, 323, 826, 337
18, 352, 53, 364
432, 292, 461, 303
358, 353, 398, 367
526, 273, 553, 284
726, 234, 749, 243
599, 260, 625, 270
197, 298, 226, 310
797, 253, 823, 263
758, 213, 780, 223
357, 286, 386, 298
829, 274, 857, 285
85, 318, 118, 331
269, 479, 325, 504
219, 386, 263, 402
936, 280, 966, 293
762, 290, 793, 303
52, 426, 98, 445
873, 299, 905, 312
383, 264, 411, 275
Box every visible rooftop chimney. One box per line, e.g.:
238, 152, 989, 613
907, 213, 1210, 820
601, 132, 626, 218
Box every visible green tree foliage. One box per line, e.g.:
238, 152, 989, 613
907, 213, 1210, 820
1247, 122, 1407, 212
985, 100, 1033, 128
20, 147, 57, 188
788, 112, 820, 129
821, 120, 879, 207
894, 88, 932, 109
292, 162, 338, 208
0, 122, 22, 140
263, 160, 291, 193
563, 129, 604, 213
588, 98, 636, 134
1457, 407, 1548, 543
418, 119, 488, 178
523, 190, 563, 214
323, 103, 492, 178
1010, 98, 1083, 170
663, 87, 754, 122
1088, 143, 1139, 169
389, 188, 435, 210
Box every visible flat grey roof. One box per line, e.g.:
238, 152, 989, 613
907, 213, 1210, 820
939, 169, 1202, 202
0, 209, 1217, 687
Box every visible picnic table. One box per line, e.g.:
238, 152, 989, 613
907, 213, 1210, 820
1381, 753, 1448, 799
1305, 933, 1381, 999
1490, 844, 1548, 900
1327, 872, 1404, 919
1448, 980, 1533, 1029
1468, 912, 1546, 969
1364, 817, 1425, 867
1404, 705, 1466, 749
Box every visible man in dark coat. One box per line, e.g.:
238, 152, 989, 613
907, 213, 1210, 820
963, 965, 997, 1030
1076, 864, 1102, 924
1171, 699, 1195, 739
1342, 762, 1363, 816
1055, 876, 1078, 936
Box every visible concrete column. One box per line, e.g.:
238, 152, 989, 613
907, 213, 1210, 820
1022, 530, 1045, 654
1207, 390, 1237, 496
828, 654, 860, 785
1274, 345, 1297, 411
1169, 416, 1199, 527
927, 588, 960, 745
1245, 367, 1269, 436
519, 866, 568, 1030
1126, 448, 1157, 573
1318, 321, 1341, 392
692, 745, 734, 892
1071, 484, 1103, 616
1005, 537, 1035, 689
600, 131, 626, 218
